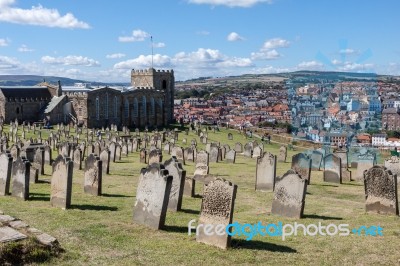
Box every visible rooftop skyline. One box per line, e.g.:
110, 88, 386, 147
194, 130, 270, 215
0, 0, 399, 82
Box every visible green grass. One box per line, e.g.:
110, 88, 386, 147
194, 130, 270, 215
0, 126, 399, 265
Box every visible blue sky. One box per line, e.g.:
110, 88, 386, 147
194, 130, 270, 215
0, 0, 399, 82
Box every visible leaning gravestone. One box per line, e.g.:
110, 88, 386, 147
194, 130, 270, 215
323, 154, 342, 184
310, 150, 323, 171
196, 178, 237, 249
271, 169, 307, 218
11, 157, 31, 200
50, 155, 74, 209
278, 145, 287, 163
364, 166, 398, 215
0, 152, 12, 196
84, 154, 103, 196
164, 157, 186, 211
384, 156, 400, 184
291, 153, 312, 184
100, 148, 110, 175
133, 164, 172, 229
255, 152, 277, 191
225, 149, 236, 164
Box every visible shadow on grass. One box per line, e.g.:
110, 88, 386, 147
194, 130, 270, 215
315, 183, 339, 187
29, 193, 50, 201
303, 214, 343, 220
231, 239, 297, 253
71, 204, 118, 211
343, 182, 363, 186
102, 193, 133, 198
181, 208, 200, 215
163, 225, 188, 233
36, 179, 50, 184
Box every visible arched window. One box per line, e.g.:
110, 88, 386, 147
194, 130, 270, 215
133, 98, 139, 117
105, 93, 109, 119
114, 96, 118, 118
142, 96, 147, 117
151, 98, 155, 116
96, 96, 100, 120
16, 107, 20, 114
162, 80, 167, 90
124, 99, 129, 118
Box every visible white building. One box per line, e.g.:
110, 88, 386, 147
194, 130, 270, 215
372, 133, 387, 147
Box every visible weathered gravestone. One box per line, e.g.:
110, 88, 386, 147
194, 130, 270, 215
323, 154, 342, 184
140, 148, 147, 164
196, 178, 237, 249
44, 145, 52, 165
255, 152, 277, 191
291, 153, 312, 184
163, 142, 171, 154
228, 133, 233, 140
73, 148, 82, 170
310, 150, 323, 171
184, 147, 194, 162
50, 155, 73, 209
109, 142, 116, 162
0, 152, 13, 196
234, 142, 243, 153
9, 145, 20, 161
252, 146, 262, 158
334, 149, 348, 168
271, 169, 307, 218
100, 148, 111, 175
121, 143, 129, 157
194, 151, 209, 178
133, 164, 172, 229
225, 149, 236, 164
243, 143, 253, 158
209, 146, 219, 163
354, 153, 375, 181
364, 166, 398, 215
148, 149, 162, 165
172, 147, 185, 165
11, 157, 31, 200
384, 156, 400, 184
84, 154, 103, 196
164, 157, 186, 211
278, 145, 287, 163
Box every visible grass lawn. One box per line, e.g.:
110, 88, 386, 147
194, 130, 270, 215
0, 126, 399, 265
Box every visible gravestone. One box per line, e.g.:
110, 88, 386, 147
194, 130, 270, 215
148, 149, 162, 165
234, 142, 243, 153
291, 153, 312, 184
109, 142, 116, 162
9, 145, 20, 161
115, 144, 122, 161
225, 149, 236, 164
209, 146, 219, 163
164, 157, 186, 211
255, 152, 277, 191
243, 143, 253, 157
310, 150, 323, 171
121, 143, 129, 157
50, 155, 74, 209
354, 154, 375, 181
173, 147, 185, 165
163, 142, 171, 154
278, 146, 287, 163
364, 166, 398, 215
0, 152, 13, 196
334, 149, 348, 168
73, 148, 82, 170
184, 176, 195, 197
11, 157, 31, 200
184, 147, 194, 162
252, 146, 262, 158
323, 154, 342, 184
140, 148, 147, 164
384, 156, 400, 184
84, 154, 103, 196
228, 133, 233, 140
196, 178, 237, 249
133, 164, 173, 229
271, 169, 307, 218
44, 145, 52, 165
100, 148, 111, 175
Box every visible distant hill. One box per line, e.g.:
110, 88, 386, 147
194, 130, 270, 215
0, 75, 129, 86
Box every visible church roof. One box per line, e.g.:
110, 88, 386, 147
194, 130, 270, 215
44, 95, 67, 114
0, 86, 51, 99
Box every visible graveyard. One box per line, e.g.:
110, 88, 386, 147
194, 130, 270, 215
0, 123, 399, 265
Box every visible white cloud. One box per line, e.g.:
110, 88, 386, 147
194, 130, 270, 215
337, 62, 374, 71
18, 44, 34, 52
114, 54, 172, 69
227, 32, 245, 42
0, 38, 10, 47
339, 48, 358, 55
0, 0, 90, 29
196, 30, 210, 35
0, 55, 20, 69
251, 49, 280, 60
153, 42, 166, 48
331, 59, 341, 65
41, 55, 100, 67
297, 60, 324, 70
106, 53, 126, 59
118, 29, 150, 42
188, 0, 272, 8
262, 38, 290, 50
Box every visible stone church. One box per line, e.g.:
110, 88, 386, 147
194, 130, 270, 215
0, 68, 174, 129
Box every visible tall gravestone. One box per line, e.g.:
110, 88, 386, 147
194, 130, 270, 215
323, 154, 342, 184
73, 148, 82, 170
133, 163, 172, 229
243, 143, 253, 158
384, 156, 400, 184
84, 154, 103, 196
194, 150, 209, 178
11, 157, 31, 200
196, 178, 237, 249
0, 152, 13, 196
50, 155, 74, 209
310, 150, 323, 171
44, 145, 52, 165
278, 145, 287, 163
271, 169, 307, 218
100, 148, 111, 175
255, 152, 277, 191
225, 149, 236, 164
364, 166, 398, 215
164, 157, 186, 211
252, 146, 262, 158
140, 148, 147, 164
291, 153, 312, 184
209, 146, 219, 163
